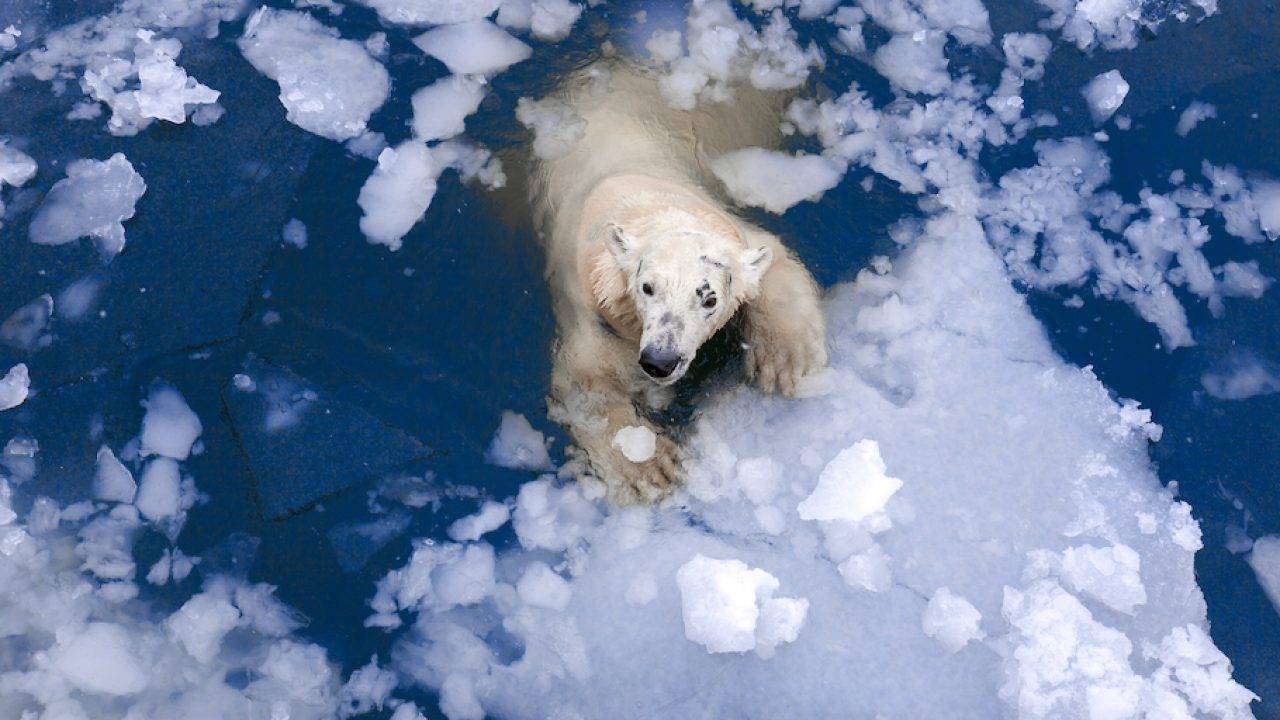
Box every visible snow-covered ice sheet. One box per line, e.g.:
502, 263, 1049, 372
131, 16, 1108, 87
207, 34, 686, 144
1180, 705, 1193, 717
376, 224, 1255, 719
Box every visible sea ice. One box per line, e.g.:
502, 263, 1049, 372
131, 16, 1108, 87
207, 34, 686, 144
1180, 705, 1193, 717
94, 446, 137, 503
412, 75, 487, 142
710, 148, 846, 213
352, 0, 503, 26
1082, 69, 1129, 123
611, 425, 656, 463
515, 96, 587, 160
239, 8, 391, 141
1177, 101, 1218, 136
796, 439, 902, 524
134, 458, 183, 522
282, 218, 309, 249
676, 554, 808, 657
921, 587, 984, 652
139, 385, 203, 460
447, 500, 511, 542
1248, 535, 1280, 615
1, 294, 53, 351
0, 364, 29, 411
1202, 354, 1280, 400
413, 21, 532, 77
28, 153, 146, 259
484, 411, 553, 471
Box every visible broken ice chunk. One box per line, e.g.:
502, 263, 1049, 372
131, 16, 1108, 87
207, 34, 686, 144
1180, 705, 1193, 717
447, 500, 511, 542
0, 364, 29, 411
1175, 101, 1216, 137
611, 425, 656, 463
838, 543, 893, 592
484, 411, 553, 471
516, 561, 572, 610
529, 0, 583, 41
352, 0, 502, 26
412, 20, 532, 76
282, 218, 308, 249
51, 622, 149, 696
710, 148, 845, 213
1059, 544, 1147, 615
797, 439, 902, 524
515, 96, 586, 160
133, 47, 220, 124
135, 458, 182, 522
165, 592, 241, 663
921, 587, 984, 652
1081, 70, 1129, 124
676, 554, 807, 656
357, 141, 441, 251
1247, 535, 1280, 615
27, 154, 146, 259
1, 294, 53, 351
139, 385, 203, 460
0, 142, 37, 187
239, 8, 390, 141
94, 446, 137, 503
412, 75, 486, 142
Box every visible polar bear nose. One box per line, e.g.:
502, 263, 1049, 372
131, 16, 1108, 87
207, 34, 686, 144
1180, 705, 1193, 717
639, 346, 681, 379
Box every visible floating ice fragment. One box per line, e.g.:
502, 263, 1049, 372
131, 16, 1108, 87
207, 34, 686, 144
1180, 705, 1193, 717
797, 439, 901, 523
1176, 101, 1217, 136
1201, 354, 1280, 400
922, 587, 984, 652
484, 411, 553, 471
139, 385, 203, 460
1, 294, 53, 351
135, 458, 182, 521
52, 622, 150, 696
515, 96, 587, 160
352, 0, 502, 26
94, 446, 137, 503
710, 148, 845, 213
1059, 544, 1148, 615
412, 75, 487, 142
1248, 536, 1280, 615
447, 500, 511, 542
0, 364, 29, 411
838, 543, 893, 592
0, 142, 37, 187
611, 425, 656, 463
357, 141, 440, 251
282, 218, 308, 249
676, 554, 807, 657
1082, 70, 1129, 123
239, 8, 390, 141
516, 561, 572, 610
529, 0, 583, 40
412, 20, 532, 76
166, 592, 241, 663
28, 154, 146, 258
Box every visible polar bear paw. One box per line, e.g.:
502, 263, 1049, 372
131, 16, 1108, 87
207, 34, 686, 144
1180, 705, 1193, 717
745, 324, 828, 397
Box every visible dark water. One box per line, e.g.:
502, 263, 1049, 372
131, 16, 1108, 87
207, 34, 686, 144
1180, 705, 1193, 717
1, 0, 1279, 715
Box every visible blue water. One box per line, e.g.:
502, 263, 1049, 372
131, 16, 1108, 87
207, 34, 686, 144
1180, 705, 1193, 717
1, 0, 1279, 716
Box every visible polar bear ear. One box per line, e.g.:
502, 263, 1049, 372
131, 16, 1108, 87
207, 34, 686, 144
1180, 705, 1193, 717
737, 245, 774, 294
604, 223, 639, 260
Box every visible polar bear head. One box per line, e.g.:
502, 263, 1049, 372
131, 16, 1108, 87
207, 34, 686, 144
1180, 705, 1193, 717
591, 211, 773, 385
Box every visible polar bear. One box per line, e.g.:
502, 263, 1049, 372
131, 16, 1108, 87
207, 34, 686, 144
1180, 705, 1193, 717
530, 60, 827, 502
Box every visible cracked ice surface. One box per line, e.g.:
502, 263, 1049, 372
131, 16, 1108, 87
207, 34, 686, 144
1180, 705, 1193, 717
377, 221, 1254, 719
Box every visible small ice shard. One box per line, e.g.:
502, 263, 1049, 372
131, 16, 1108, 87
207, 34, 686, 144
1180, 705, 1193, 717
1, 294, 53, 351
921, 587, 984, 652
357, 140, 440, 250
28, 154, 146, 258
447, 500, 511, 542
484, 411, 553, 471
529, 0, 583, 41
797, 439, 902, 523
50, 622, 149, 696
516, 561, 572, 610
1248, 535, 1280, 615
611, 425, 656, 463
676, 554, 808, 657
94, 446, 137, 503
0, 364, 29, 411
139, 385, 203, 460
838, 544, 893, 592
0, 142, 37, 187
133, 47, 220, 124
352, 0, 502, 26
282, 218, 308, 249
515, 96, 586, 160
135, 458, 182, 521
56, 277, 103, 321
412, 20, 532, 77
239, 8, 390, 141
1081, 70, 1129, 124
710, 148, 846, 213
1176, 101, 1217, 137
165, 592, 241, 663
412, 75, 487, 142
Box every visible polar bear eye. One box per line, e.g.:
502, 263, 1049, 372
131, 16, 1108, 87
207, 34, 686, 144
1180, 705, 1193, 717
702, 295, 717, 309
642, 283, 654, 296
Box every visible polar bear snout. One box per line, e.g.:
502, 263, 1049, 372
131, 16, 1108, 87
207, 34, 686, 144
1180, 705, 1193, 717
639, 345, 683, 380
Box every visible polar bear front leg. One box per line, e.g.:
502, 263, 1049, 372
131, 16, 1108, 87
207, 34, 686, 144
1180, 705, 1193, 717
549, 328, 684, 503
742, 236, 828, 397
